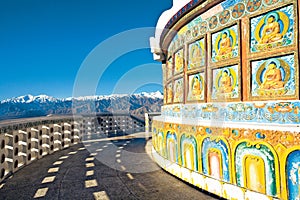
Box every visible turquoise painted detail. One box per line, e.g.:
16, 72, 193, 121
166, 132, 179, 163
255, 132, 266, 139
180, 134, 198, 171
157, 131, 165, 158
250, 5, 295, 53
235, 142, 277, 196
162, 101, 300, 125
286, 150, 300, 200
202, 137, 230, 182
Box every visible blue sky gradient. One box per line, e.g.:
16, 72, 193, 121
0, 0, 172, 100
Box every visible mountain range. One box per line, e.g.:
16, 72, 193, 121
0, 91, 163, 121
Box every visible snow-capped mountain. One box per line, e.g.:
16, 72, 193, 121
134, 91, 164, 99
1, 92, 163, 104
0, 91, 163, 120
1, 94, 59, 104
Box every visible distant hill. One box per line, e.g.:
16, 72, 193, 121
0, 92, 163, 121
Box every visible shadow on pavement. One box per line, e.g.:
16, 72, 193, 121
0, 133, 219, 200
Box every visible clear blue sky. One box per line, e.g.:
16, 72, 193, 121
0, 0, 172, 100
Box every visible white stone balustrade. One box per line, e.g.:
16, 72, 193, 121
0, 117, 83, 183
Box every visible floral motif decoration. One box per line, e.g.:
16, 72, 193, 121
232, 3, 245, 19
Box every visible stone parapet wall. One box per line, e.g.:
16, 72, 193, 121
0, 117, 84, 183
0, 114, 146, 183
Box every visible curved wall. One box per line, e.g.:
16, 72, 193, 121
151, 0, 300, 199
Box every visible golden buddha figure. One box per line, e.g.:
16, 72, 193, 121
174, 81, 183, 102
259, 15, 283, 44
190, 45, 202, 67
218, 70, 233, 93
190, 76, 202, 99
260, 62, 284, 89
175, 53, 183, 72
218, 32, 232, 56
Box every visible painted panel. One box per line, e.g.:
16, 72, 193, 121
235, 142, 277, 196
157, 131, 164, 157
250, 5, 294, 52
187, 72, 205, 102
173, 78, 184, 103
166, 132, 178, 163
188, 39, 205, 70
180, 134, 198, 171
244, 155, 266, 193
174, 49, 184, 75
211, 24, 239, 62
208, 150, 222, 179
167, 83, 173, 104
152, 128, 157, 150
251, 54, 295, 98
161, 101, 300, 125
202, 138, 230, 182
166, 57, 173, 80
152, 119, 300, 199
212, 65, 239, 100
286, 150, 300, 200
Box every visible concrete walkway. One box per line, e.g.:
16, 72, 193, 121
0, 133, 220, 200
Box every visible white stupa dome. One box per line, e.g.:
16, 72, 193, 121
150, 0, 191, 60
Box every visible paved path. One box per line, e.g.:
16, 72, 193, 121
0, 133, 220, 200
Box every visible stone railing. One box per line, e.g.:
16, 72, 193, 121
95, 113, 145, 135
0, 113, 147, 183
0, 116, 89, 183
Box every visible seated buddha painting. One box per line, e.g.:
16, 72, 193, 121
251, 54, 295, 98
187, 73, 205, 101
173, 78, 184, 103
174, 49, 184, 75
211, 24, 239, 62
212, 65, 239, 100
166, 57, 173, 80
188, 39, 205, 70
250, 5, 294, 52
167, 83, 173, 104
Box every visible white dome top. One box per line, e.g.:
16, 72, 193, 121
172, 0, 191, 11
156, 0, 191, 32
150, 0, 191, 60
